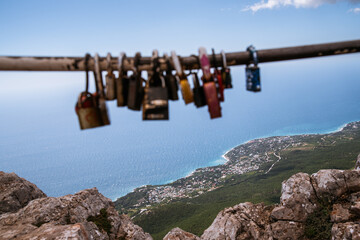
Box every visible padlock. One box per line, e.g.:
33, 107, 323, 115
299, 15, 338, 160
211, 49, 224, 102
164, 53, 179, 101
117, 52, 129, 107
221, 50, 233, 89
105, 53, 116, 100
143, 50, 169, 120
75, 53, 106, 130
94, 53, 110, 125
246, 45, 261, 92
179, 77, 194, 104
199, 47, 222, 119
127, 52, 144, 111
75, 92, 103, 130
127, 73, 144, 111
143, 77, 169, 120
191, 72, 206, 108
246, 66, 261, 92
203, 81, 221, 119
171, 51, 193, 104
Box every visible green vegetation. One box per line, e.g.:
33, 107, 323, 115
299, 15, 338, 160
87, 208, 112, 235
304, 202, 332, 240
116, 122, 360, 240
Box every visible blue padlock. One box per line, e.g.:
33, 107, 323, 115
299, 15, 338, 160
246, 45, 261, 92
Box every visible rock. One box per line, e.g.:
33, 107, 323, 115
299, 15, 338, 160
163, 227, 199, 240
0, 183, 152, 240
16, 222, 108, 240
201, 202, 273, 240
0, 171, 46, 215
270, 221, 305, 240
117, 214, 153, 240
343, 170, 360, 193
311, 169, 347, 202
350, 201, 360, 216
330, 203, 351, 222
332, 222, 360, 240
271, 172, 318, 221
355, 153, 360, 170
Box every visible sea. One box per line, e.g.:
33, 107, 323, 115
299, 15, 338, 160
0, 54, 359, 201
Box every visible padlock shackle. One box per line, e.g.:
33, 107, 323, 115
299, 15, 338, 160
106, 53, 112, 73
221, 50, 227, 68
247, 45, 259, 66
84, 53, 91, 92
94, 53, 105, 97
118, 52, 127, 76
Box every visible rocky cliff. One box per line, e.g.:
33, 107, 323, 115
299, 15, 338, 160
1, 154, 360, 240
164, 154, 360, 240
0, 171, 152, 240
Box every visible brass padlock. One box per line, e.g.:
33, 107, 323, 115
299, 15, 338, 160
94, 53, 110, 125
143, 50, 169, 120
171, 51, 193, 104
192, 72, 206, 108
105, 53, 116, 100
127, 52, 144, 111
117, 52, 129, 107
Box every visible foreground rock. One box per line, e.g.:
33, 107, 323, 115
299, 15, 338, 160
0, 174, 152, 240
163, 227, 200, 240
165, 166, 360, 240
0, 171, 46, 215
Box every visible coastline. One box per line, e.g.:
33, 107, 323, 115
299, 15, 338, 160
115, 120, 359, 201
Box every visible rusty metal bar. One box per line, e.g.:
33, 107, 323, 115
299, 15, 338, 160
0, 40, 359, 72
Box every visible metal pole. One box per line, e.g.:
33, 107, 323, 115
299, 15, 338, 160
0, 40, 359, 72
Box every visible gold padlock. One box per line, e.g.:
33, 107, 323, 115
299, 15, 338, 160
179, 77, 193, 104
171, 51, 193, 104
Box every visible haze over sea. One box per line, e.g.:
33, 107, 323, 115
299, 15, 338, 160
0, 53, 359, 200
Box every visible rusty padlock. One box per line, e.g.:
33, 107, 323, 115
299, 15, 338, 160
75, 54, 103, 130
105, 53, 116, 100
94, 53, 110, 125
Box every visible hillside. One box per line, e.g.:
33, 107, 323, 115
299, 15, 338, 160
115, 121, 360, 239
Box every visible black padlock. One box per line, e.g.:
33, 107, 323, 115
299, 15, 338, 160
191, 72, 206, 108
117, 52, 129, 107
164, 53, 179, 101
246, 45, 261, 92
127, 52, 144, 111
143, 50, 169, 120
143, 78, 169, 120
105, 53, 116, 100
221, 50, 233, 89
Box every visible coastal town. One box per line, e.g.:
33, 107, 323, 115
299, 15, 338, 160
115, 121, 359, 215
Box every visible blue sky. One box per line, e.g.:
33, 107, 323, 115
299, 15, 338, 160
0, 0, 360, 199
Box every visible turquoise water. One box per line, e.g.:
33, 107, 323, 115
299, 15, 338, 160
0, 54, 359, 200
